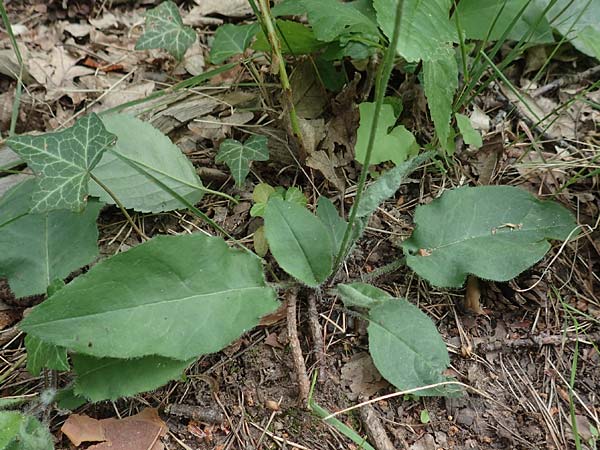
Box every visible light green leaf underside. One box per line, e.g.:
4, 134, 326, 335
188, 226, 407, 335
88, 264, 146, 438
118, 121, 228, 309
422, 46, 458, 149
135, 0, 196, 60
25, 335, 69, 376
90, 114, 204, 213
337, 282, 390, 309
355, 102, 418, 166
0, 179, 101, 298
316, 197, 348, 255
403, 186, 577, 287
7, 113, 115, 212
543, 0, 600, 58
374, 0, 455, 62
215, 135, 269, 187
20, 234, 279, 361
456, 113, 483, 149
454, 0, 553, 43
264, 198, 333, 287
357, 152, 433, 218
0, 411, 54, 450
210, 23, 259, 64
73, 354, 191, 402
368, 299, 454, 396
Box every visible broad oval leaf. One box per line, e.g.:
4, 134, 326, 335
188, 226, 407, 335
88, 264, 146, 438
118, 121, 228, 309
264, 198, 333, 286
210, 23, 259, 64
72, 354, 191, 402
368, 299, 453, 396
215, 135, 269, 187
90, 114, 204, 213
403, 186, 577, 287
20, 234, 279, 360
0, 179, 101, 298
135, 0, 196, 60
6, 113, 115, 212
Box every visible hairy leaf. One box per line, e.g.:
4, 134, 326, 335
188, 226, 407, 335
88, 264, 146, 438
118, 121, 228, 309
215, 135, 269, 187
0, 179, 101, 298
20, 234, 278, 360
264, 198, 333, 286
210, 23, 259, 64
337, 282, 390, 309
135, 0, 196, 60
403, 186, 577, 287
25, 335, 69, 376
72, 354, 191, 402
357, 152, 433, 218
355, 102, 418, 166
7, 114, 115, 212
0, 411, 54, 450
375, 0, 455, 62
423, 47, 458, 150
456, 113, 482, 149
90, 114, 203, 213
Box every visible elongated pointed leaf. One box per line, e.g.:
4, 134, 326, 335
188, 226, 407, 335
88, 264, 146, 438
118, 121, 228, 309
0, 179, 102, 298
336, 282, 390, 309
215, 135, 269, 187
403, 186, 577, 287
135, 0, 196, 60
375, 0, 455, 62
423, 46, 458, 150
90, 114, 204, 213
356, 152, 433, 218
6, 114, 115, 212
20, 234, 278, 360
72, 354, 191, 402
210, 23, 259, 64
316, 197, 347, 255
264, 198, 333, 286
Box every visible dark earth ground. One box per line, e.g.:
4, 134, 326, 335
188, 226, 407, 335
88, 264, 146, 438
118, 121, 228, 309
1, 0, 599, 449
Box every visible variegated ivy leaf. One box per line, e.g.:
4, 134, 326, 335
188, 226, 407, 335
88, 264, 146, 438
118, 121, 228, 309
7, 114, 116, 212
216, 135, 269, 186
135, 0, 196, 60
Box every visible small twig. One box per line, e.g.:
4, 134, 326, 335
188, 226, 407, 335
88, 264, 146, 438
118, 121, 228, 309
474, 331, 600, 352
307, 291, 325, 382
532, 64, 600, 98
359, 404, 398, 450
286, 289, 310, 407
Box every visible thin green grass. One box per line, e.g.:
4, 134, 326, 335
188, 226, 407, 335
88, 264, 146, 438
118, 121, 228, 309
0, 0, 24, 138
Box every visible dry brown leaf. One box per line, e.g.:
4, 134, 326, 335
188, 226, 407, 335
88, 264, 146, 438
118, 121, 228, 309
62, 408, 168, 450
341, 352, 388, 400
191, 0, 252, 17
464, 276, 484, 315
306, 150, 345, 191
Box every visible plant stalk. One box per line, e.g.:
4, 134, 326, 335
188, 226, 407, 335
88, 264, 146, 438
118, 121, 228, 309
333, 0, 403, 271
255, 0, 306, 161
0, 0, 24, 137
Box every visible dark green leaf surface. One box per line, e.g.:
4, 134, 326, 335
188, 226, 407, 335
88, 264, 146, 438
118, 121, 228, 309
316, 197, 347, 255
375, 0, 455, 62
254, 20, 325, 55
215, 135, 269, 187
7, 114, 115, 212
20, 234, 278, 360
210, 23, 259, 64
25, 335, 69, 376
72, 354, 191, 402
403, 186, 577, 287
90, 114, 204, 213
135, 0, 196, 60
0, 180, 101, 298
264, 198, 333, 286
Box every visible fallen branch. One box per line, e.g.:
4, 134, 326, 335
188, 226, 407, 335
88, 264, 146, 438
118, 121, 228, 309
532, 64, 600, 97
287, 289, 310, 407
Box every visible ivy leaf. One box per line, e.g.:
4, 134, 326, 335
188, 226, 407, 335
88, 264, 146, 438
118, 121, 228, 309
20, 234, 278, 361
264, 198, 333, 286
210, 23, 259, 64
0, 179, 102, 298
72, 354, 191, 402
423, 46, 458, 151
135, 0, 196, 60
456, 113, 482, 149
215, 135, 269, 187
403, 186, 577, 288
355, 102, 419, 166
6, 114, 116, 212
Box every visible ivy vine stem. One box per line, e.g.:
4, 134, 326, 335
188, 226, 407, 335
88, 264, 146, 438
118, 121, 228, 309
333, 0, 404, 271
255, 0, 306, 161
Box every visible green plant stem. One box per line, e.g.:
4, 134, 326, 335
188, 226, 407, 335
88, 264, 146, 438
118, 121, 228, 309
333, 0, 403, 271
0, 0, 24, 137
90, 173, 149, 240
361, 257, 406, 282
256, 0, 306, 161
